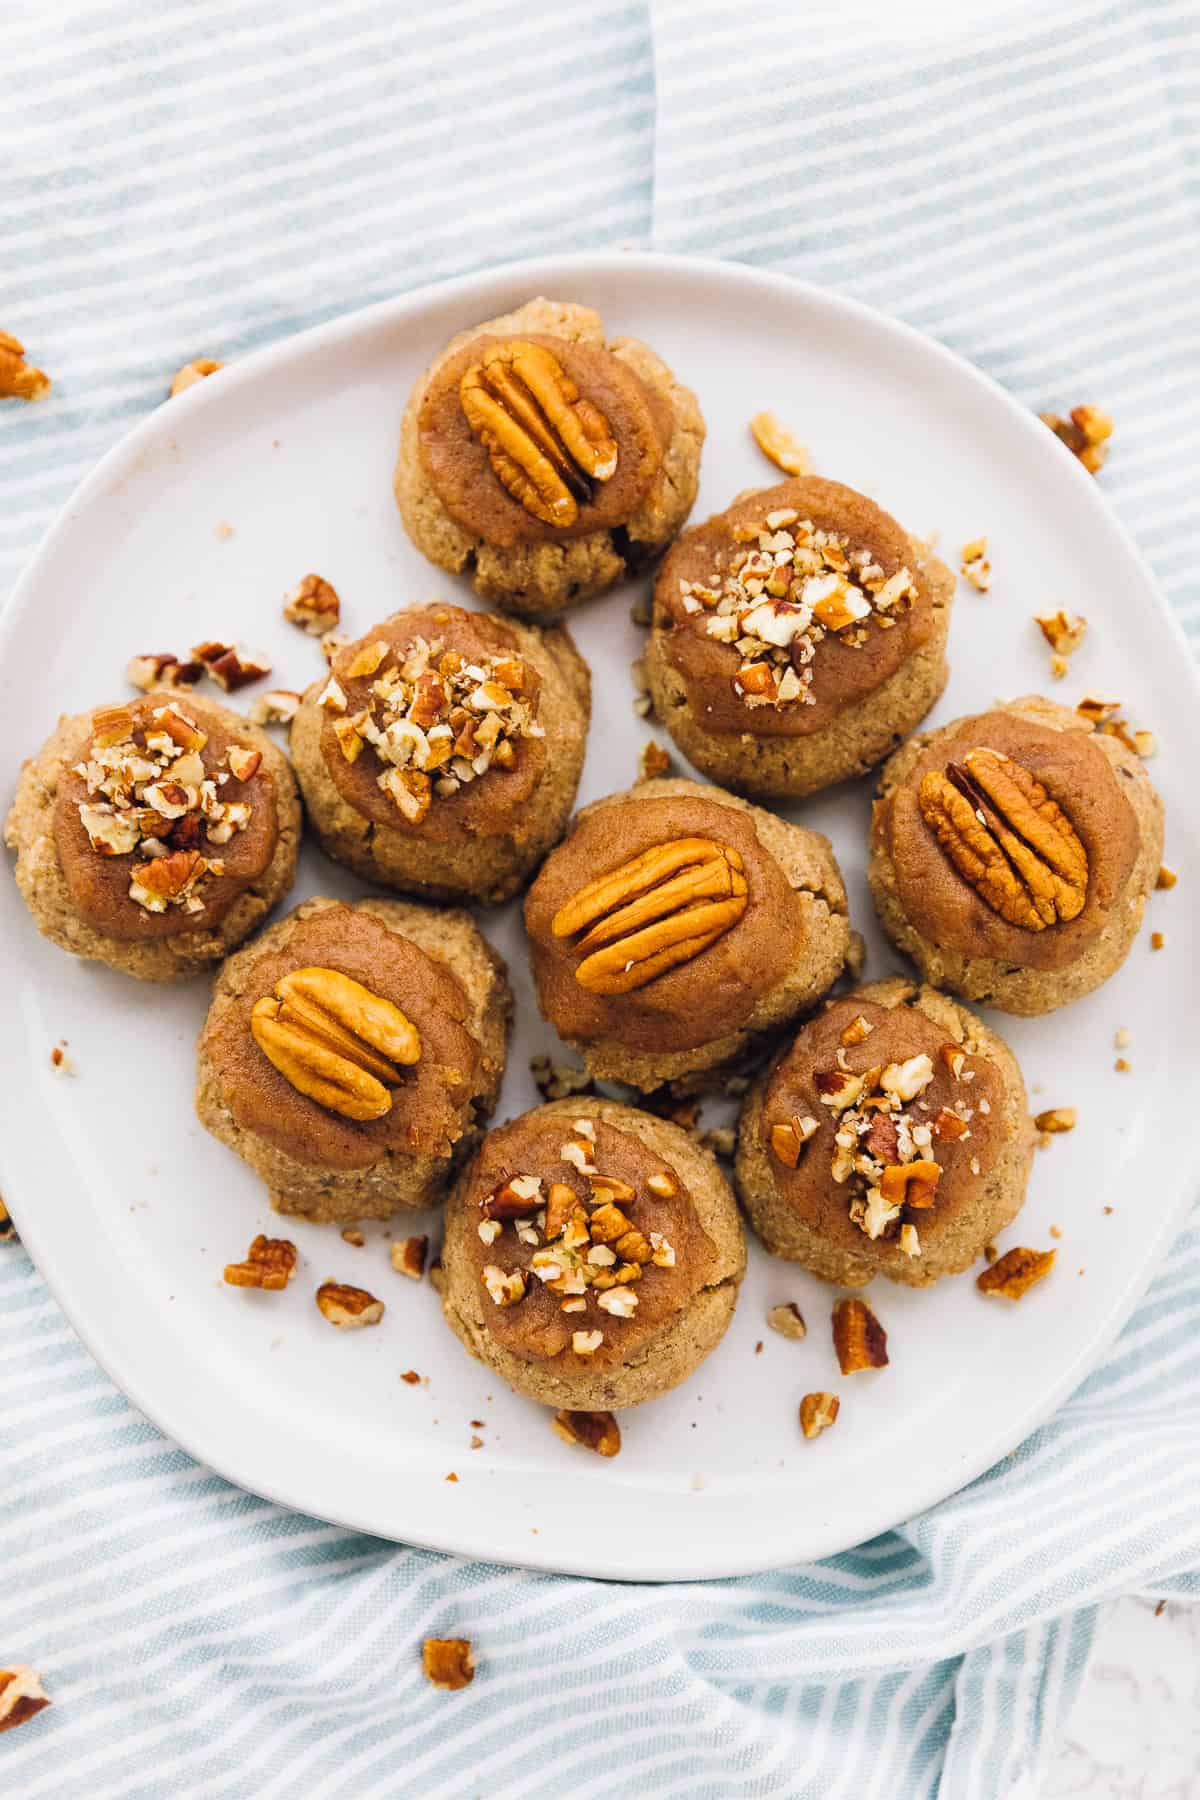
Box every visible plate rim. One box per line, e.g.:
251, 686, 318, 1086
2, 249, 1196, 1581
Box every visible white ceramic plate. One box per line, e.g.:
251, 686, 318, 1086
2, 254, 1196, 1581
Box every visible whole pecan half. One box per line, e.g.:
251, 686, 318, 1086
917, 747, 1088, 931
550, 836, 749, 994
460, 339, 618, 527
250, 965, 421, 1121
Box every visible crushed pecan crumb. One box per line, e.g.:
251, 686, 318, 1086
341, 1227, 366, 1247
0, 333, 51, 402
1034, 610, 1086, 671
553, 1408, 622, 1457
0, 1198, 12, 1242
976, 1245, 1055, 1300
1156, 865, 1177, 891
844, 930, 866, 982
1040, 405, 1112, 474
49, 1043, 74, 1075
391, 1235, 428, 1279
799, 1392, 840, 1440
832, 1297, 889, 1373
191, 641, 272, 693
1151, 931, 1165, 950
0, 1667, 51, 1733
1114, 1058, 1131, 1073
126, 653, 203, 693
223, 1235, 297, 1290
401, 1369, 421, 1385
421, 1638, 474, 1692
169, 357, 223, 397
283, 574, 340, 635
766, 1301, 807, 1341
315, 1280, 384, 1328
1034, 1107, 1077, 1135
638, 740, 672, 782
749, 410, 813, 476
959, 537, 991, 591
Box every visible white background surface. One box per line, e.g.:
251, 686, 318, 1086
1, 254, 1195, 1582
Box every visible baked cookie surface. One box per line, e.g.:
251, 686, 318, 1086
645, 475, 953, 797
869, 695, 1163, 1014
196, 896, 511, 1222
5, 689, 300, 981
290, 601, 589, 904
736, 979, 1034, 1288
395, 297, 705, 619
440, 1098, 745, 1410
524, 776, 849, 1090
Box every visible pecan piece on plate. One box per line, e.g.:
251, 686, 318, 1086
250, 966, 421, 1121
283, 573, 340, 635
918, 747, 1088, 930
223, 1234, 297, 1290
976, 1245, 1056, 1300
553, 1408, 622, 1457
832, 1297, 889, 1374
460, 339, 618, 527
799, 1392, 840, 1439
551, 836, 748, 994
748, 410, 812, 476
315, 1280, 384, 1328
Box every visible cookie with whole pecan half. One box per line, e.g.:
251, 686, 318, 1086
4, 690, 300, 981
524, 777, 849, 1091
395, 297, 705, 620
196, 896, 511, 1222
869, 695, 1163, 1015
643, 476, 954, 798
736, 978, 1035, 1289
289, 601, 589, 904
440, 1098, 745, 1410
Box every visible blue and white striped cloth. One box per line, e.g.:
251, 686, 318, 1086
3, 3, 1199, 1793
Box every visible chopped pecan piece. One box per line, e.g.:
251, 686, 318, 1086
551, 836, 748, 994
460, 339, 618, 527
865, 1111, 901, 1161
638, 741, 673, 782
976, 1246, 1056, 1300
1034, 610, 1086, 657
223, 1234, 297, 1290
0, 1667, 51, 1733
1156, 865, 1177, 891
1034, 1107, 1076, 1134
878, 1159, 941, 1209
0, 332, 51, 402
749, 410, 812, 475
246, 688, 301, 727
1040, 405, 1112, 474
391, 1235, 428, 1279
315, 1280, 384, 1328
799, 1392, 840, 1440
126, 652, 204, 692
283, 573, 340, 635
553, 1409, 622, 1457
959, 537, 991, 591
169, 356, 223, 396
766, 1301, 807, 1341
422, 1638, 474, 1691
770, 1116, 818, 1168
919, 747, 1088, 931
832, 1297, 889, 1374
191, 641, 272, 692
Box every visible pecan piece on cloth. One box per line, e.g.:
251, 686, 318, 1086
0, 332, 51, 402
460, 339, 618, 527
422, 1639, 474, 1691
918, 746, 1088, 930
250, 966, 421, 1121
551, 836, 748, 994
0, 1667, 50, 1733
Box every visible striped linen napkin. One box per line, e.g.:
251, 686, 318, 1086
2, 2, 1198, 1794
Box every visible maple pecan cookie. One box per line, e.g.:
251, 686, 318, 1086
869, 695, 1163, 1015
290, 602, 589, 904
644, 476, 954, 797
395, 297, 705, 620
4, 690, 300, 981
736, 979, 1034, 1288
196, 896, 511, 1222
524, 776, 849, 1091
440, 1098, 745, 1409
